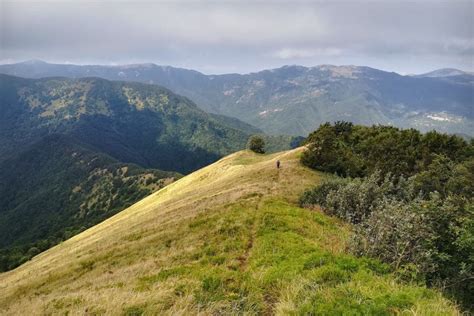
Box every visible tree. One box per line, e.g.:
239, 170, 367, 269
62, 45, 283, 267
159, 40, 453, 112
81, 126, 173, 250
247, 135, 265, 154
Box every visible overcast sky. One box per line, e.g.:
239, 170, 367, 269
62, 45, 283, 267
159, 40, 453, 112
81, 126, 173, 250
0, 0, 473, 74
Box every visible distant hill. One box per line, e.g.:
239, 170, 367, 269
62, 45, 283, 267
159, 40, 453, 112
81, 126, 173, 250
414, 68, 473, 78
0, 148, 459, 314
1, 61, 472, 136
0, 74, 256, 173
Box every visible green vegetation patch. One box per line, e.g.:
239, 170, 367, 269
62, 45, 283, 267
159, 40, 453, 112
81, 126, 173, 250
126, 198, 454, 314
301, 122, 473, 311
122, 304, 146, 316
137, 266, 190, 291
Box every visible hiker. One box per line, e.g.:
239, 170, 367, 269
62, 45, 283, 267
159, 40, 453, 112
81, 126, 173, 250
276, 160, 280, 169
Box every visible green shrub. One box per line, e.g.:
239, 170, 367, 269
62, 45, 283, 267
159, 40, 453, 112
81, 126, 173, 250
414, 156, 474, 199
299, 178, 347, 208
247, 135, 265, 154
300, 127, 473, 309
350, 198, 440, 273
301, 171, 474, 310
202, 276, 222, 292
301, 172, 416, 224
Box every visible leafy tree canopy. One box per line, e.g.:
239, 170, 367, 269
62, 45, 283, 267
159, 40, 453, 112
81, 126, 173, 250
247, 135, 266, 154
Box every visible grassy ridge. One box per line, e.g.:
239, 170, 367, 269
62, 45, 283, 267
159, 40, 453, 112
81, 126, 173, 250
0, 148, 458, 314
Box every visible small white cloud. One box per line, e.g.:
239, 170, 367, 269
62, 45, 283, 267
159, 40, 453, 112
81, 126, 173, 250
272, 48, 342, 59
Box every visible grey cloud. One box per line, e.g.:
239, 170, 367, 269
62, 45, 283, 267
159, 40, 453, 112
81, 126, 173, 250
0, 0, 472, 74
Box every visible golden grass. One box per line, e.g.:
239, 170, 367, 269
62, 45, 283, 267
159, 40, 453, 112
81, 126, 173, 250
0, 148, 459, 315
0, 148, 314, 313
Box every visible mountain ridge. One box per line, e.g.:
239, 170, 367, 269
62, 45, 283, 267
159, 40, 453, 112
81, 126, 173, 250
0, 73, 285, 272
0, 73, 299, 271
5, 59, 472, 77
1, 61, 472, 136
414, 68, 474, 78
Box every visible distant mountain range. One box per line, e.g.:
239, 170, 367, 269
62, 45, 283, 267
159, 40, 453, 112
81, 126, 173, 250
1, 60, 472, 136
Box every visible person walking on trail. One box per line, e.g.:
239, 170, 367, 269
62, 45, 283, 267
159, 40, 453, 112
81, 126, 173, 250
276, 160, 281, 169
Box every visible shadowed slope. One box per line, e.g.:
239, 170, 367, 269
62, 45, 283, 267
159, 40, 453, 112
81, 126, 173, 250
0, 134, 180, 271
0, 148, 458, 314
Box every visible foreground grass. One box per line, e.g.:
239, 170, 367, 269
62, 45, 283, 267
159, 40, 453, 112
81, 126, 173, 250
0, 148, 458, 315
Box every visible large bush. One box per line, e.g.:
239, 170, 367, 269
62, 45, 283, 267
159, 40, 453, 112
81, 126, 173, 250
247, 135, 266, 154
352, 195, 473, 307
301, 172, 416, 224
301, 172, 473, 310
299, 177, 347, 208
301, 122, 471, 177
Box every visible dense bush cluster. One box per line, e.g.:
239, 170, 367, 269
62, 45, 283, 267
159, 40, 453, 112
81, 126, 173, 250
301, 121, 471, 177
300, 123, 474, 310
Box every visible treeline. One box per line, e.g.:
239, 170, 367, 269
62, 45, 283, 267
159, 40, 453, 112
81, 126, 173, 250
301, 121, 471, 177
300, 122, 473, 310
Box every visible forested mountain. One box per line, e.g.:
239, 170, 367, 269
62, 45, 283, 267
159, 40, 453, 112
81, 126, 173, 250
0, 135, 179, 271
1, 60, 472, 136
0, 74, 256, 173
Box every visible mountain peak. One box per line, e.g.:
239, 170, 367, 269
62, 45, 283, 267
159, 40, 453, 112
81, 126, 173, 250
416, 68, 471, 78
20, 59, 48, 65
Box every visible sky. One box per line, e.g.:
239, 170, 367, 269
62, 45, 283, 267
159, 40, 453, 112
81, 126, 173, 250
0, 0, 473, 75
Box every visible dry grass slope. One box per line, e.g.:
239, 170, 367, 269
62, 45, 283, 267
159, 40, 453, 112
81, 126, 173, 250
0, 148, 459, 315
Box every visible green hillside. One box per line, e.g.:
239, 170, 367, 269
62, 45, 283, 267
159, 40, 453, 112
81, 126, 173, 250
0, 135, 180, 271
0, 148, 458, 315
0, 74, 252, 174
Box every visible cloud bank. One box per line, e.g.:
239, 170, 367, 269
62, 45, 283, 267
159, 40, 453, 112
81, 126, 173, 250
1, 0, 472, 74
